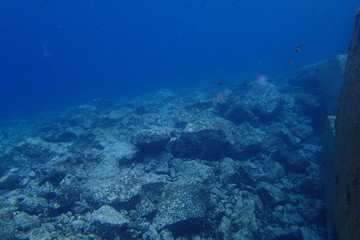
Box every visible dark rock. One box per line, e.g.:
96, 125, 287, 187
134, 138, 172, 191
298, 198, 324, 223
38, 169, 67, 187
256, 182, 290, 208
132, 128, 171, 154
18, 195, 49, 215
288, 62, 323, 88
240, 160, 285, 184
0, 170, 22, 190
267, 123, 300, 147
270, 149, 310, 174
300, 227, 325, 240
170, 122, 231, 160
136, 105, 150, 115
289, 55, 346, 115
222, 103, 258, 125
43, 130, 79, 143
228, 166, 256, 187
298, 177, 324, 198
57, 174, 80, 207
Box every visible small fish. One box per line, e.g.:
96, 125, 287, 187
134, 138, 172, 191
217, 80, 225, 86
241, 81, 248, 87
295, 44, 303, 53
216, 92, 224, 104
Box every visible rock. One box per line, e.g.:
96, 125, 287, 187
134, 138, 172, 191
231, 192, 259, 233
289, 55, 346, 114
4, 138, 69, 166
256, 182, 290, 207
58, 105, 98, 128
240, 160, 285, 183
0, 170, 22, 190
245, 82, 281, 117
174, 160, 214, 184
160, 228, 174, 240
89, 142, 138, 179
81, 169, 142, 208
222, 103, 258, 125
18, 195, 49, 215
289, 121, 314, 141
314, 55, 347, 115
298, 177, 324, 199
0, 208, 17, 240
270, 149, 310, 174
219, 216, 232, 240
288, 61, 324, 88
233, 228, 254, 240
229, 122, 266, 159
142, 224, 161, 240
170, 121, 231, 160
57, 174, 80, 208
88, 205, 129, 239
153, 182, 209, 230
267, 123, 300, 147
226, 165, 256, 187
299, 198, 324, 223
277, 204, 306, 225
13, 212, 40, 232
132, 128, 171, 154
300, 227, 326, 240
25, 227, 52, 240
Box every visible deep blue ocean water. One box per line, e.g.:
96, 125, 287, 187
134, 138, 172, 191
0, 0, 358, 117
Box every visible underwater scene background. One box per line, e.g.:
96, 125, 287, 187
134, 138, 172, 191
0, 0, 358, 117
0, 0, 359, 240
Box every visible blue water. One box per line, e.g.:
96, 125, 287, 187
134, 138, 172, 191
0, 0, 358, 117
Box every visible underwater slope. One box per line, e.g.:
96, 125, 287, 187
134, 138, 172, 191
0, 75, 332, 240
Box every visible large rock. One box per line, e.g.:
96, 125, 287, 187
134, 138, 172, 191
229, 122, 267, 159
169, 121, 231, 160
89, 141, 138, 179
152, 182, 209, 230
132, 128, 171, 154
81, 169, 142, 208
256, 182, 290, 207
289, 55, 346, 115
244, 82, 281, 117
88, 205, 129, 239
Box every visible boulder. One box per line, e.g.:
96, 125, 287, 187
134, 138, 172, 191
289, 55, 346, 115
169, 121, 231, 160
153, 182, 209, 230
88, 205, 129, 239
132, 128, 171, 154
229, 122, 266, 159
81, 169, 142, 208
245, 82, 281, 117
256, 182, 290, 207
